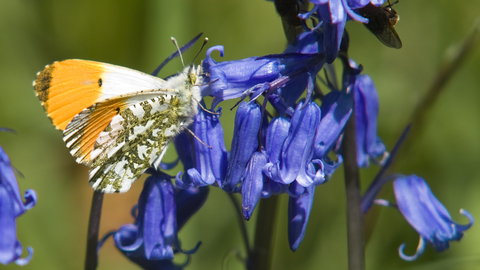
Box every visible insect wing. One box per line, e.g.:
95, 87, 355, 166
360, 3, 402, 49
34, 59, 186, 193
85, 93, 184, 193
34, 59, 168, 130
274, 0, 303, 45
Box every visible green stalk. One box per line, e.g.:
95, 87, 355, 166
247, 196, 279, 270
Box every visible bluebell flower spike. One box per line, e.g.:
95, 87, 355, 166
393, 175, 474, 260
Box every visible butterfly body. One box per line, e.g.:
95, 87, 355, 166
34, 59, 202, 193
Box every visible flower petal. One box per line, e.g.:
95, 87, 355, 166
223, 102, 261, 192
288, 183, 315, 251
242, 152, 268, 220
394, 175, 474, 256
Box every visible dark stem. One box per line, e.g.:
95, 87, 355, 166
247, 196, 279, 270
342, 112, 365, 270
84, 190, 104, 270
227, 193, 251, 254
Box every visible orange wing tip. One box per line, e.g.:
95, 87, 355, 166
34, 60, 107, 131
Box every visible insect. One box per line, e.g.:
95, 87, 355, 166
359, 0, 402, 49
34, 57, 202, 193
274, 0, 304, 45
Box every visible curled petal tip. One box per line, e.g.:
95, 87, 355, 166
460, 209, 474, 225
13, 246, 34, 266
398, 237, 425, 261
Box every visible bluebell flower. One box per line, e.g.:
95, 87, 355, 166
0, 146, 37, 265
264, 102, 325, 187
100, 171, 205, 268
242, 151, 268, 220
353, 74, 386, 167
222, 102, 261, 193
175, 107, 228, 188
391, 175, 474, 261
299, 0, 386, 62
288, 182, 315, 251
109, 225, 187, 270
279, 28, 325, 107
202, 46, 325, 108
176, 187, 209, 230
313, 90, 353, 159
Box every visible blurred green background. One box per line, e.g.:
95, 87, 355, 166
1, 0, 480, 269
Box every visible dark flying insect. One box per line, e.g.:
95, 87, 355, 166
359, 1, 402, 49
274, 0, 304, 45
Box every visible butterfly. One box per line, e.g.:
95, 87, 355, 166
34, 59, 202, 193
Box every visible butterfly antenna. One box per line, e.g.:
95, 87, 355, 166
190, 38, 209, 66
171, 37, 185, 68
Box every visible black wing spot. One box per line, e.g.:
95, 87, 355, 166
34, 64, 55, 106
98, 78, 103, 87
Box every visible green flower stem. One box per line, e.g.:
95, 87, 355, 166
85, 190, 104, 270
227, 193, 251, 254
248, 196, 279, 270
342, 111, 365, 270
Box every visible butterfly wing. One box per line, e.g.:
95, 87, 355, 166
34, 59, 168, 130
65, 91, 186, 193
34, 59, 192, 193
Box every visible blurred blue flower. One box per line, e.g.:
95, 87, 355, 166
0, 145, 37, 265
392, 175, 474, 261
100, 172, 205, 268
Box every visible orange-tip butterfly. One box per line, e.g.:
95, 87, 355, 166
34, 58, 202, 193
